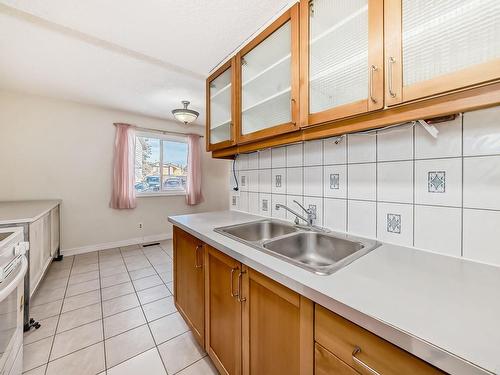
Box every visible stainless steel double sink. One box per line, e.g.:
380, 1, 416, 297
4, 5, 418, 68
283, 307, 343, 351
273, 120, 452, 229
215, 219, 379, 275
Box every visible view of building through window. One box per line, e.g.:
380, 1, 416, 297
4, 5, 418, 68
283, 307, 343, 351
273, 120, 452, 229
134, 134, 188, 193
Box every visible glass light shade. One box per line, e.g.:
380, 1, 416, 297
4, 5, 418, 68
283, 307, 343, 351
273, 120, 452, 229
172, 100, 199, 124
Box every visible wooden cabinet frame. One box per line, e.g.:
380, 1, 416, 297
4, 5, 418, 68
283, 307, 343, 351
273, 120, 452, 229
384, 0, 500, 106
173, 227, 205, 347
241, 266, 313, 375
299, 0, 384, 127
235, 4, 300, 144
206, 57, 238, 151
204, 247, 242, 375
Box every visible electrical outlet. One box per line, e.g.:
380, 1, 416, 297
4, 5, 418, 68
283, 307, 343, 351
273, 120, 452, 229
138, 223, 143, 229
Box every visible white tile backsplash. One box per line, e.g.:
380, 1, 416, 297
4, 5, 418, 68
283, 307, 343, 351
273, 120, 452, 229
463, 209, 500, 265
286, 143, 303, 167
323, 136, 346, 165
303, 196, 323, 226
258, 169, 272, 194
248, 192, 259, 214
377, 203, 413, 246
258, 149, 272, 169
415, 158, 462, 207
324, 198, 347, 232
463, 155, 500, 210
286, 167, 303, 196
304, 166, 323, 197
304, 140, 323, 166
414, 205, 461, 257
271, 147, 286, 168
377, 124, 413, 161
415, 115, 462, 159
259, 193, 271, 217
323, 165, 347, 199
348, 200, 376, 238
463, 106, 500, 156
348, 163, 376, 201
348, 133, 376, 163
246, 170, 259, 192
271, 169, 286, 195
248, 152, 259, 169
271, 194, 287, 219
377, 161, 413, 204
230, 106, 500, 267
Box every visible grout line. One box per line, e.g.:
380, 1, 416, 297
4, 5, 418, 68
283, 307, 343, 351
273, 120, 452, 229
375, 132, 378, 238
412, 123, 416, 247
123, 245, 171, 374
461, 114, 465, 257
42, 255, 75, 375
97, 250, 108, 373
172, 354, 210, 375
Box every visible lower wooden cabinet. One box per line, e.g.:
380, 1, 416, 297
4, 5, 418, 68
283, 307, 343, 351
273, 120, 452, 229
315, 343, 359, 375
315, 305, 444, 375
241, 266, 313, 375
172, 226, 445, 375
205, 246, 242, 375
173, 227, 205, 347
204, 246, 313, 375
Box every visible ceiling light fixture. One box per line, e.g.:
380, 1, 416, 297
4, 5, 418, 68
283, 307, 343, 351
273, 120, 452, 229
172, 100, 199, 124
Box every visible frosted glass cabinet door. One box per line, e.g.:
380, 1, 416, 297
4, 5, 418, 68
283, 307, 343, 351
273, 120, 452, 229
300, 0, 384, 126
206, 59, 235, 151
238, 4, 299, 143
385, 0, 500, 105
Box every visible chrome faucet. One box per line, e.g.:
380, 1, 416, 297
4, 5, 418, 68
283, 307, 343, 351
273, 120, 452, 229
275, 200, 315, 227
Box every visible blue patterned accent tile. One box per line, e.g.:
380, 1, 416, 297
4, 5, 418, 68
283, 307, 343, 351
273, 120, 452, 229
275, 175, 282, 188
428, 171, 445, 193
387, 213, 401, 234
329, 173, 340, 190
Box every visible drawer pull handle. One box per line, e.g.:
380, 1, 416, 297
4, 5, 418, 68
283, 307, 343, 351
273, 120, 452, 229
369, 65, 378, 103
352, 346, 380, 375
237, 270, 246, 302
388, 57, 397, 98
230, 267, 239, 298
194, 245, 203, 269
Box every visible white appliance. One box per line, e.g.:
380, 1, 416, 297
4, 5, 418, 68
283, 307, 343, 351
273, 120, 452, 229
0, 228, 28, 375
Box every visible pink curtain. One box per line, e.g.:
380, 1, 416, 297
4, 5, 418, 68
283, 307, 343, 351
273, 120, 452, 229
110, 123, 137, 209
186, 134, 204, 205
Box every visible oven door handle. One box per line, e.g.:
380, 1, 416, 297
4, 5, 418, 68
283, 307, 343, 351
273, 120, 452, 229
0, 256, 27, 302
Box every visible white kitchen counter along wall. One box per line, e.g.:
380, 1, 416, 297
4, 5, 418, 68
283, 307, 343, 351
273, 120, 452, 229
229, 106, 500, 267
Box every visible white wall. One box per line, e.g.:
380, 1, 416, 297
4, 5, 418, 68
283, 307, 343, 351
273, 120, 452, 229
0, 90, 230, 253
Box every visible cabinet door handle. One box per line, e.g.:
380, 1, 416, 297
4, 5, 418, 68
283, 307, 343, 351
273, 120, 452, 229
194, 245, 203, 269
369, 65, 378, 103
352, 346, 380, 375
237, 270, 246, 302
387, 57, 397, 98
230, 267, 239, 298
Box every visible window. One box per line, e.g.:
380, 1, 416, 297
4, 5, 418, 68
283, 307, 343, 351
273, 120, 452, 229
134, 132, 188, 195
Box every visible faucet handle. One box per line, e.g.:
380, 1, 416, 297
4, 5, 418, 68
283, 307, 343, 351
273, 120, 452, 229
293, 200, 311, 214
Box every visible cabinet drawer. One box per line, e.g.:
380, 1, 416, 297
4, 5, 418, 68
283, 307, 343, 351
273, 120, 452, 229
315, 305, 444, 375
315, 343, 359, 375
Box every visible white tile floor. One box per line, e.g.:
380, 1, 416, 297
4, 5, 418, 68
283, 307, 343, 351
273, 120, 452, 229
23, 240, 218, 375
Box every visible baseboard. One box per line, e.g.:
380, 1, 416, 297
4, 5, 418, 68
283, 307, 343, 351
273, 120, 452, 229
61, 233, 172, 256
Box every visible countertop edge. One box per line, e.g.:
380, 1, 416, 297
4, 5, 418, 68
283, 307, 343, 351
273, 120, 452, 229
0, 200, 61, 225
168, 215, 492, 375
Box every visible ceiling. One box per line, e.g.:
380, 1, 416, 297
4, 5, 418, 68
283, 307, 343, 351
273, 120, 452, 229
0, 0, 293, 125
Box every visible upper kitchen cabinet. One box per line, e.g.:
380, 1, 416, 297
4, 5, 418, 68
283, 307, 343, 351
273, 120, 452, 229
300, 0, 384, 127
236, 4, 300, 144
385, 0, 500, 105
206, 58, 237, 151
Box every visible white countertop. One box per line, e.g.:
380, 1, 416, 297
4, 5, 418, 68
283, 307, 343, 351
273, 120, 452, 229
169, 210, 500, 375
0, 200, 61, 225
